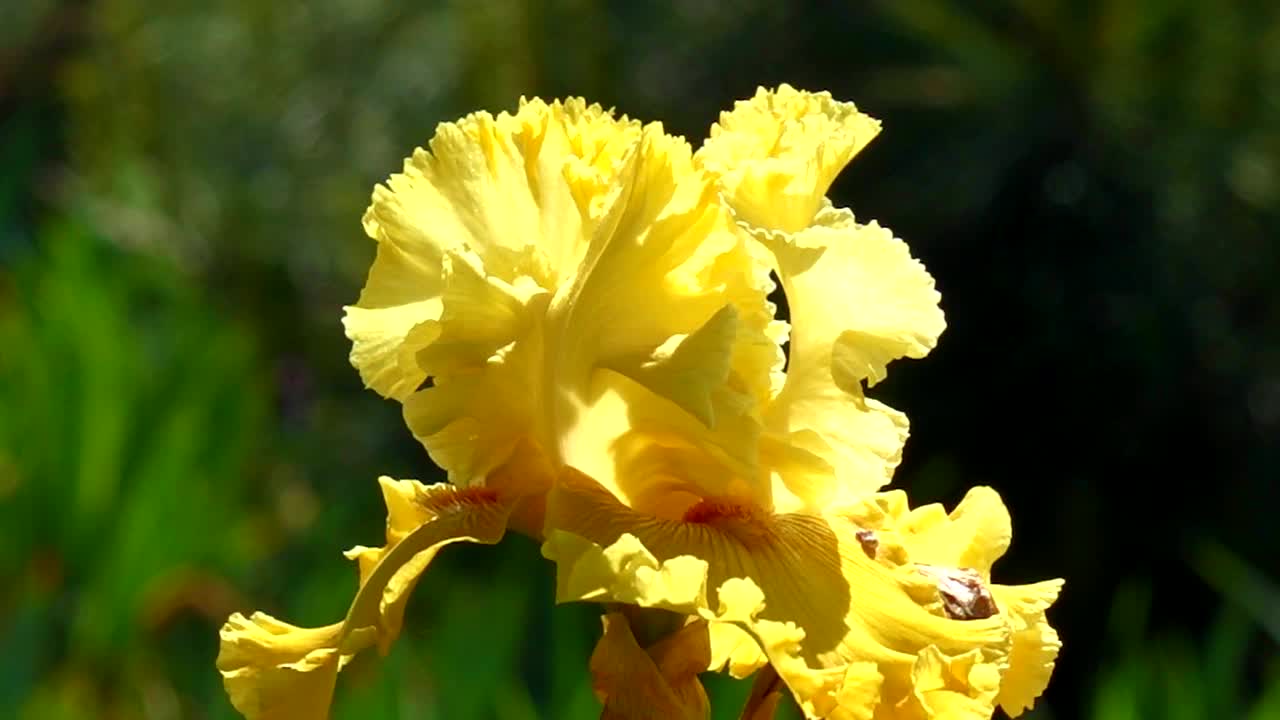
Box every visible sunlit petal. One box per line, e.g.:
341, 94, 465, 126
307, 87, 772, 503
708, 622, 769, 679
696, 84, 881, 234
543, 467, 1022, 719
292, 84, 1059, 720
993, 580, 1064, 717
346, 98, 634, 400
216, 615, 345, 720
892, 486, 1012, 579
761, 209, 944, 509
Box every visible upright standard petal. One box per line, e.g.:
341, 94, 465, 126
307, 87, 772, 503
345, 98, 639, 484
541, 129, 779, 513
217, 481, 513, 720
548, 125, 749, 422
776, 209, 945, 393
762, 210, 944, 511
354, 97, 782, 514
693, 86, 945, 512
696, 84, 882, 234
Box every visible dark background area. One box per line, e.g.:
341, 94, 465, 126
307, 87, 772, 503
1, 1, 1277, 718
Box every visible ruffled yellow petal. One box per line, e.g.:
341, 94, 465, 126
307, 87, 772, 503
591, 612, 710, 720
346, 98, 634, 402
902, 646, 1002, 719
763, 395, 910, 514
549, 125, 752, 422
216, 615, 344, 720
401, 323, 547, 487
696, 84, 882, 234
348, 98, 635, 488
891, 486, 1012, 579
762, 209, 944, 510
708, 621, 769, 679
355, 97, 780, 513
878, 487, 1063, 716
543, 467, 1017, 720
993, 580, 1064, 717
543, 529, 710, 613
783, 208, 945, 391
217, 481, 512, 719
543, 140, 782, 509
343, 301, 441, 402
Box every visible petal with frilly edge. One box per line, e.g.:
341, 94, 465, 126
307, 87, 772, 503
344, 97, 638, 402
545, 125, 782, 514
217, 481, 512, 720
548, 124, 752, 424
537, 124, 782, 513
781, 208, 945, 391
696, 84, 882, 234
216, 615, 345, 720
993, 580, 1064, 716
861, 491, 1062, 718
761, 208, 945, 511
889, 486, 1012, 580
762, 394, 910, 515
358, 98, 782, 510
904, 646, 1003, 719
708, 621, 769, 679
401, 317, 547, 488
877, 486, 1063, 715
543, 467, 1026, 720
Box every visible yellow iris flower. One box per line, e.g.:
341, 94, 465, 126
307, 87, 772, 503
217, 86, 1061, 719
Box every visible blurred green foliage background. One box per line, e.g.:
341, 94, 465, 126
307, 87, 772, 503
2, 1, 1278, 718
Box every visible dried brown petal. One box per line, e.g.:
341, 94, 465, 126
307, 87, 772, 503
916, 564, 999, 620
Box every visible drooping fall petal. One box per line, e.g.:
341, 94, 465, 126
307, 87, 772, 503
217, 481, 512, 720
543, 466, 1060, 720
216, 616, 345, 720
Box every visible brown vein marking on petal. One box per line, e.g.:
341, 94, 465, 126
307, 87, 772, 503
682, 498, 765, 524
680, 497, 768, 545
916, 565, 999, 620
855, 529, 879, 559
681, 497, 774, 547
415, 486, 501, 515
